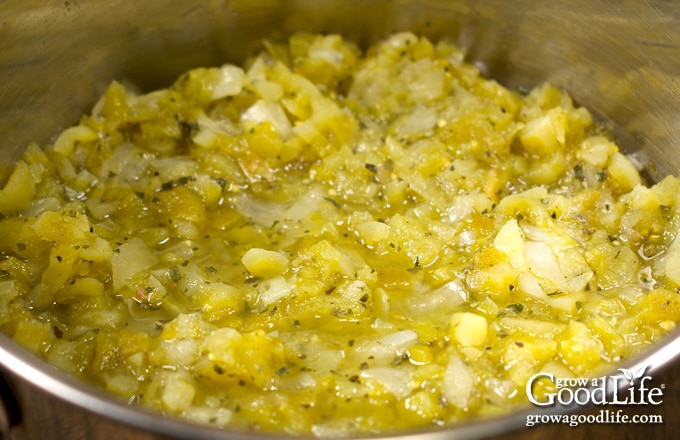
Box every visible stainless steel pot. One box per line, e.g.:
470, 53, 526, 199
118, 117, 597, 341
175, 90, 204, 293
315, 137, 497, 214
1, 1, 680, 439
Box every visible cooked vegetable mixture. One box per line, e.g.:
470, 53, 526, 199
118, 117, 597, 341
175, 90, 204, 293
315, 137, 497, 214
2, 33, 680, 435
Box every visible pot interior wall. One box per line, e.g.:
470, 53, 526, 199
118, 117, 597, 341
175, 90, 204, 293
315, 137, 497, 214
1, 0, 680, 181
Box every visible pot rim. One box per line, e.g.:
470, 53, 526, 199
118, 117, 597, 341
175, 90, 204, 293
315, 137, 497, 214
2, 326, 680, 439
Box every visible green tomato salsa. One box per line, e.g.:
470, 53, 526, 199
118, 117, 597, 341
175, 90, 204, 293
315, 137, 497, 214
1, 33, 680, 435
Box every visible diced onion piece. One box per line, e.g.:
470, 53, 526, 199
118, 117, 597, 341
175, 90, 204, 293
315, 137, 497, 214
442, 355, 474, 409
355, 221, 391, 246
257, 275, 294, 307
339, 280, 368, 302
307, 350, 344, 376
110, 238, 158, 290
524, 241, 563, 289
360, 367, 413, 399
431, 279, 468, 306
309, 48, 344, 66
242, 100, 292, 139
211, 65, 245, 100
284, 186, 327, 222
406, 279, 468, 315
192, 127, 218, 148
484, 377, 518, 405
394, 107, 437, 136
446, 195, 476, 223
233, 193, 286, 227
377, 329, 418, 348
578, 136, 615, 167
353, 330, 418, 362
161, 338, 198, 367
278, 372, 317, 391
518, 272, 546, 299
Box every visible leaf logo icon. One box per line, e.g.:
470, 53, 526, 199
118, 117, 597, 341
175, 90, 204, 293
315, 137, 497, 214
618, 366, 648, 384
618, 368, 633, 382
